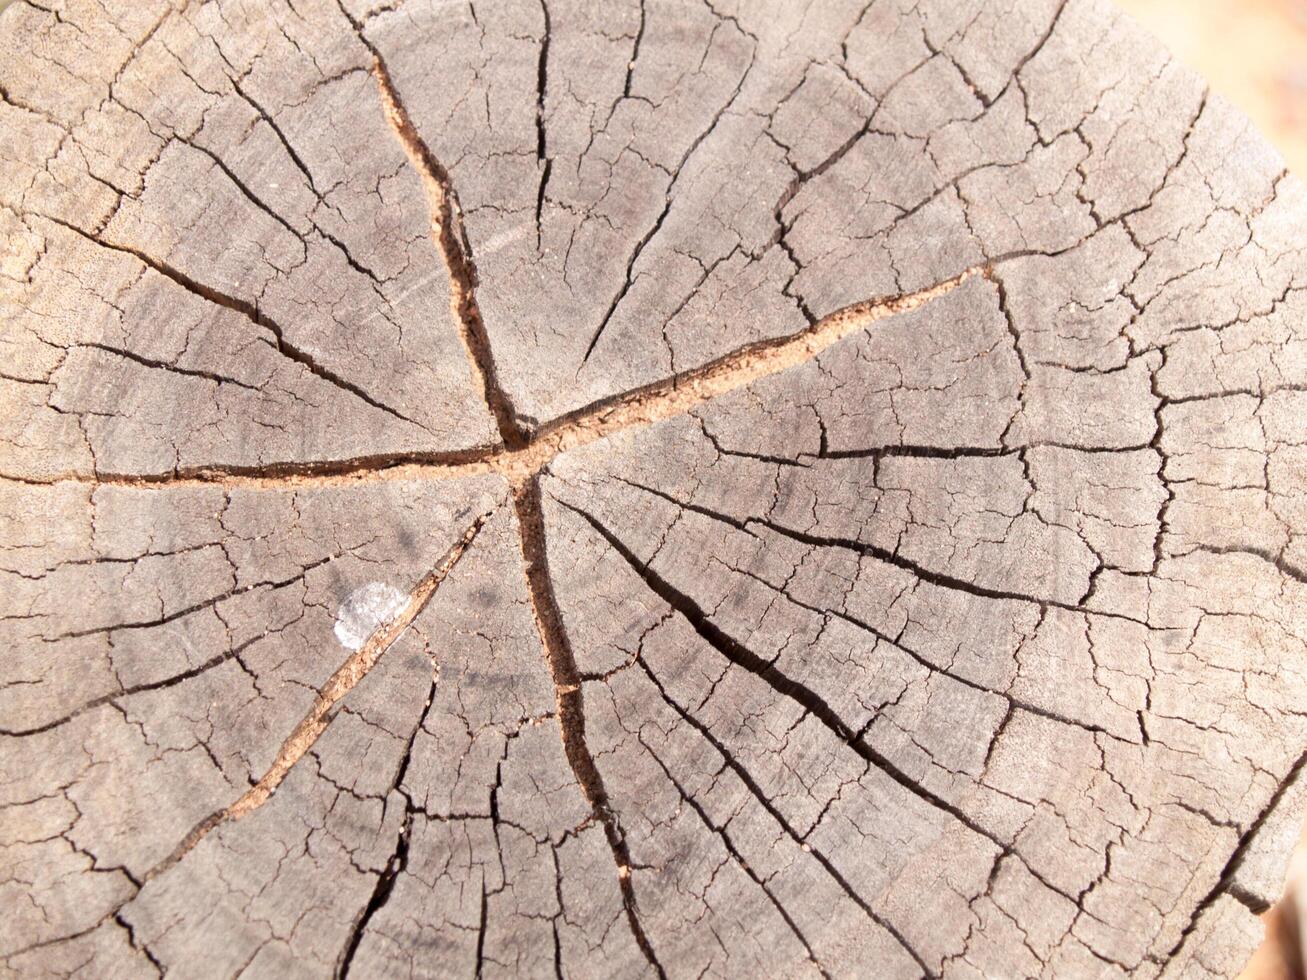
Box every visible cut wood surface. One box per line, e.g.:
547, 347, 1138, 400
2, 0, 1306, 977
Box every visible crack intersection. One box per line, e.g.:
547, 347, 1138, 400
9, 6, 1302, 974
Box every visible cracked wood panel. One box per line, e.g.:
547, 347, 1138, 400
2, 0, 1306, 977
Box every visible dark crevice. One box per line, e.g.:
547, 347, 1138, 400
821, 443, 1011, 461
76, 342, 262, 392
580, 32, 758, 365
114, 912, 164, 977
1147, 343, 1175, 576
473, 877, 489, 978
624, 0, 647, 98
38, 216, 429, 431
1165, 745, 1307, 964
336, 662, 440, 978
989, 268, 1031, 450
336, 800, 412, 977
230, 75, 323, 197
560, 498, 1082, 911
637, 731, 833, 979
564, 493, 1131, 927
622, 473, 1133, 743
607, 475, 1131, 624
534, 0, 552, 252
1227, 884, 1271, 917
30, 553, 330, 647
182, 139, 306, 248
513, 480, 666, 978
336, 1, 529, 448
1176, 544, 1307, 587
822, 441, 1156, 460
7, 616, 272, 737
632, 657, 935, 977
763, 515, 1121, 620
550, 845, 566, 980
337, 808, 410, 976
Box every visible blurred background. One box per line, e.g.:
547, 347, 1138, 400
1116, 0, 1307, 175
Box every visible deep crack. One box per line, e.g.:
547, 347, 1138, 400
146, 508, 494, 879
512, 479, 667, 978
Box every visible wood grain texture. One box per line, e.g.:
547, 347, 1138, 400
2, 0, 1306, 977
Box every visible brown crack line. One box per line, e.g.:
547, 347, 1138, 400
11, 267, 976, 490
513, 478, 667, 978
145, 506, 494, 880
370, 56, 528, 450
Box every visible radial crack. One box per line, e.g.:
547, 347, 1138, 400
512, 479, 667, 978
638, 732, 832, 979
563, 497, 1083, 909
580, 37, 758, 366
1165, 745, 1307, 963
633, 657, 934, 977
24, 268, 976, 491
534, 0, 553, 252
145, 507, 496, 880
336, 667, 440, 977
37, 216, 429, 432
370, 56, 528, 449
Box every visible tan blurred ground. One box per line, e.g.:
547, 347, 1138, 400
1116, 0, 1307, 176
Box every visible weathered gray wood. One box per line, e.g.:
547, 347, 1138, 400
2, 0, 1306, 977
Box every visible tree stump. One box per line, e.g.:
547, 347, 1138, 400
3, 0, 1306, 976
